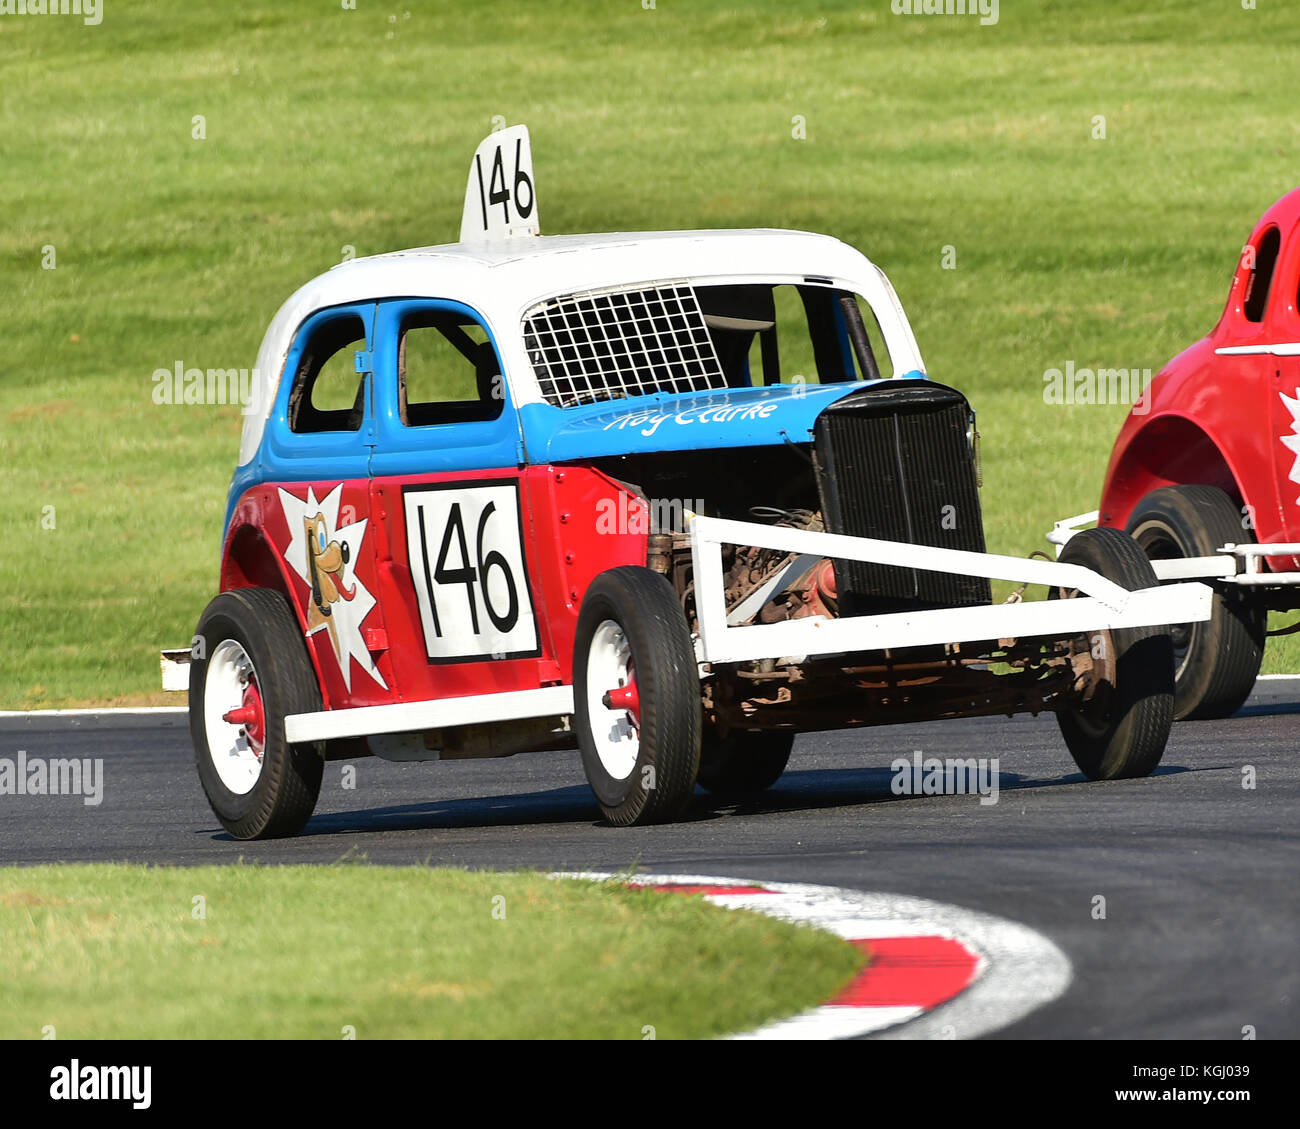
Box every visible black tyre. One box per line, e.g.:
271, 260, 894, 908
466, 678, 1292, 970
697, 730, 794, 796
1125, 485, 1265, 719
574, 567, 701, 825
190, 587, 324, 839
1051, 527, 1174, 780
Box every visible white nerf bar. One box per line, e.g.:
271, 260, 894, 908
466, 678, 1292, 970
690, 516, 1213, 666
284, 684, 574, 744
1046, 511, 1300, 586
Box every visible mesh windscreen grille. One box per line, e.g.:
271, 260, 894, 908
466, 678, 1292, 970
523, 283, 728, 408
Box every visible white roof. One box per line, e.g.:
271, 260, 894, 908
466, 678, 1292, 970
241, 228, 925, 464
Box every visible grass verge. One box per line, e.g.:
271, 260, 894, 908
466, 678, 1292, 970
0, 863, 863, 1039
4, 1, 1300, 703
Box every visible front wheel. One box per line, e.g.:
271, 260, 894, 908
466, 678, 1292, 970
1050, 527, 1174, 780
574, 567, 701, 826
1126, 485, 1265, 719
190, 587, 324, 839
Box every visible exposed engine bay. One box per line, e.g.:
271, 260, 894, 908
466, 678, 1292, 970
586, 381, 1108, 736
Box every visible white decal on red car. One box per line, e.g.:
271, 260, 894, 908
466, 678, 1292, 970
278, 485, 387, 691
403, 482, 540, 662
1280, 390, 1300, 507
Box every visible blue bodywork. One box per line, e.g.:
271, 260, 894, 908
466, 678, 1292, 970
223, 291, 928, 538
518, 376, 924, 463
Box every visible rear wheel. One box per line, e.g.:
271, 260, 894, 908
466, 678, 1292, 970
1126, 485, 1265, 719
190, 588, 324, 839
574, 567, 701, 825
1051, 528, 1174, 780
697, 730, 794, 796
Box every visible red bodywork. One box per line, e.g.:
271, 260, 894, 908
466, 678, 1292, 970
1099, 186, 1300, 573
220, 466, 648, 711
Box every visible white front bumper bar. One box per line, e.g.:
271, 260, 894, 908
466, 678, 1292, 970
690, 516, 1213, 666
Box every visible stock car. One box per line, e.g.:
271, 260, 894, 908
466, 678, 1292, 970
168, 126, 1212, 839
1050, 185, 1300, 720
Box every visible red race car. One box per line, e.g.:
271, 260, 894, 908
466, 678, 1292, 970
1051, 186, 1300, 719
165, 127, 1213, 839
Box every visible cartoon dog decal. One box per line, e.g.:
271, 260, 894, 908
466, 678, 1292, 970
303, 510, 355, 654
277, 485, 387, 691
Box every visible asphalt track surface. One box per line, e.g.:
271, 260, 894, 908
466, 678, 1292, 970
2, 681, 1296, 1040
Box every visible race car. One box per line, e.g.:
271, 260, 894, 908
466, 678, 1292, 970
1050, 185, 1300, 721
168, 126, 1212, 839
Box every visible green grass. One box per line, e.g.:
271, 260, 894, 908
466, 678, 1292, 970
0, 864, 863, 1039
4, 0, 1300, 704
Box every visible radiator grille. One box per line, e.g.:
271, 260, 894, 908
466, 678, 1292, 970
814, 382, 990, 616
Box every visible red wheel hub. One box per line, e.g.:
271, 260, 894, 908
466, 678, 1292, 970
602, 678, 640, 726
222, 679, 265, 758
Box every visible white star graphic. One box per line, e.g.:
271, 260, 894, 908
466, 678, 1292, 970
1280, 390, 1300, 507
277, 485, 387, 692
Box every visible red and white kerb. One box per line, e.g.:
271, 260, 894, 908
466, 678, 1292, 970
559, 873, 1072, 1040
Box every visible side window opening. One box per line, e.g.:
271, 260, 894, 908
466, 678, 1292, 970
840, 293, 894, 381
288, 314, 367, 434
1244, 226, 1280, 322
399, 310, 504, 427
696, 284, 780, 387
695, 283, 893, 388
794, 286, 895, 383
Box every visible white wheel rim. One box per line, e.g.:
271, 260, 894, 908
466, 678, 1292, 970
204, 639, 264, 796
585, 619, 639, 780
